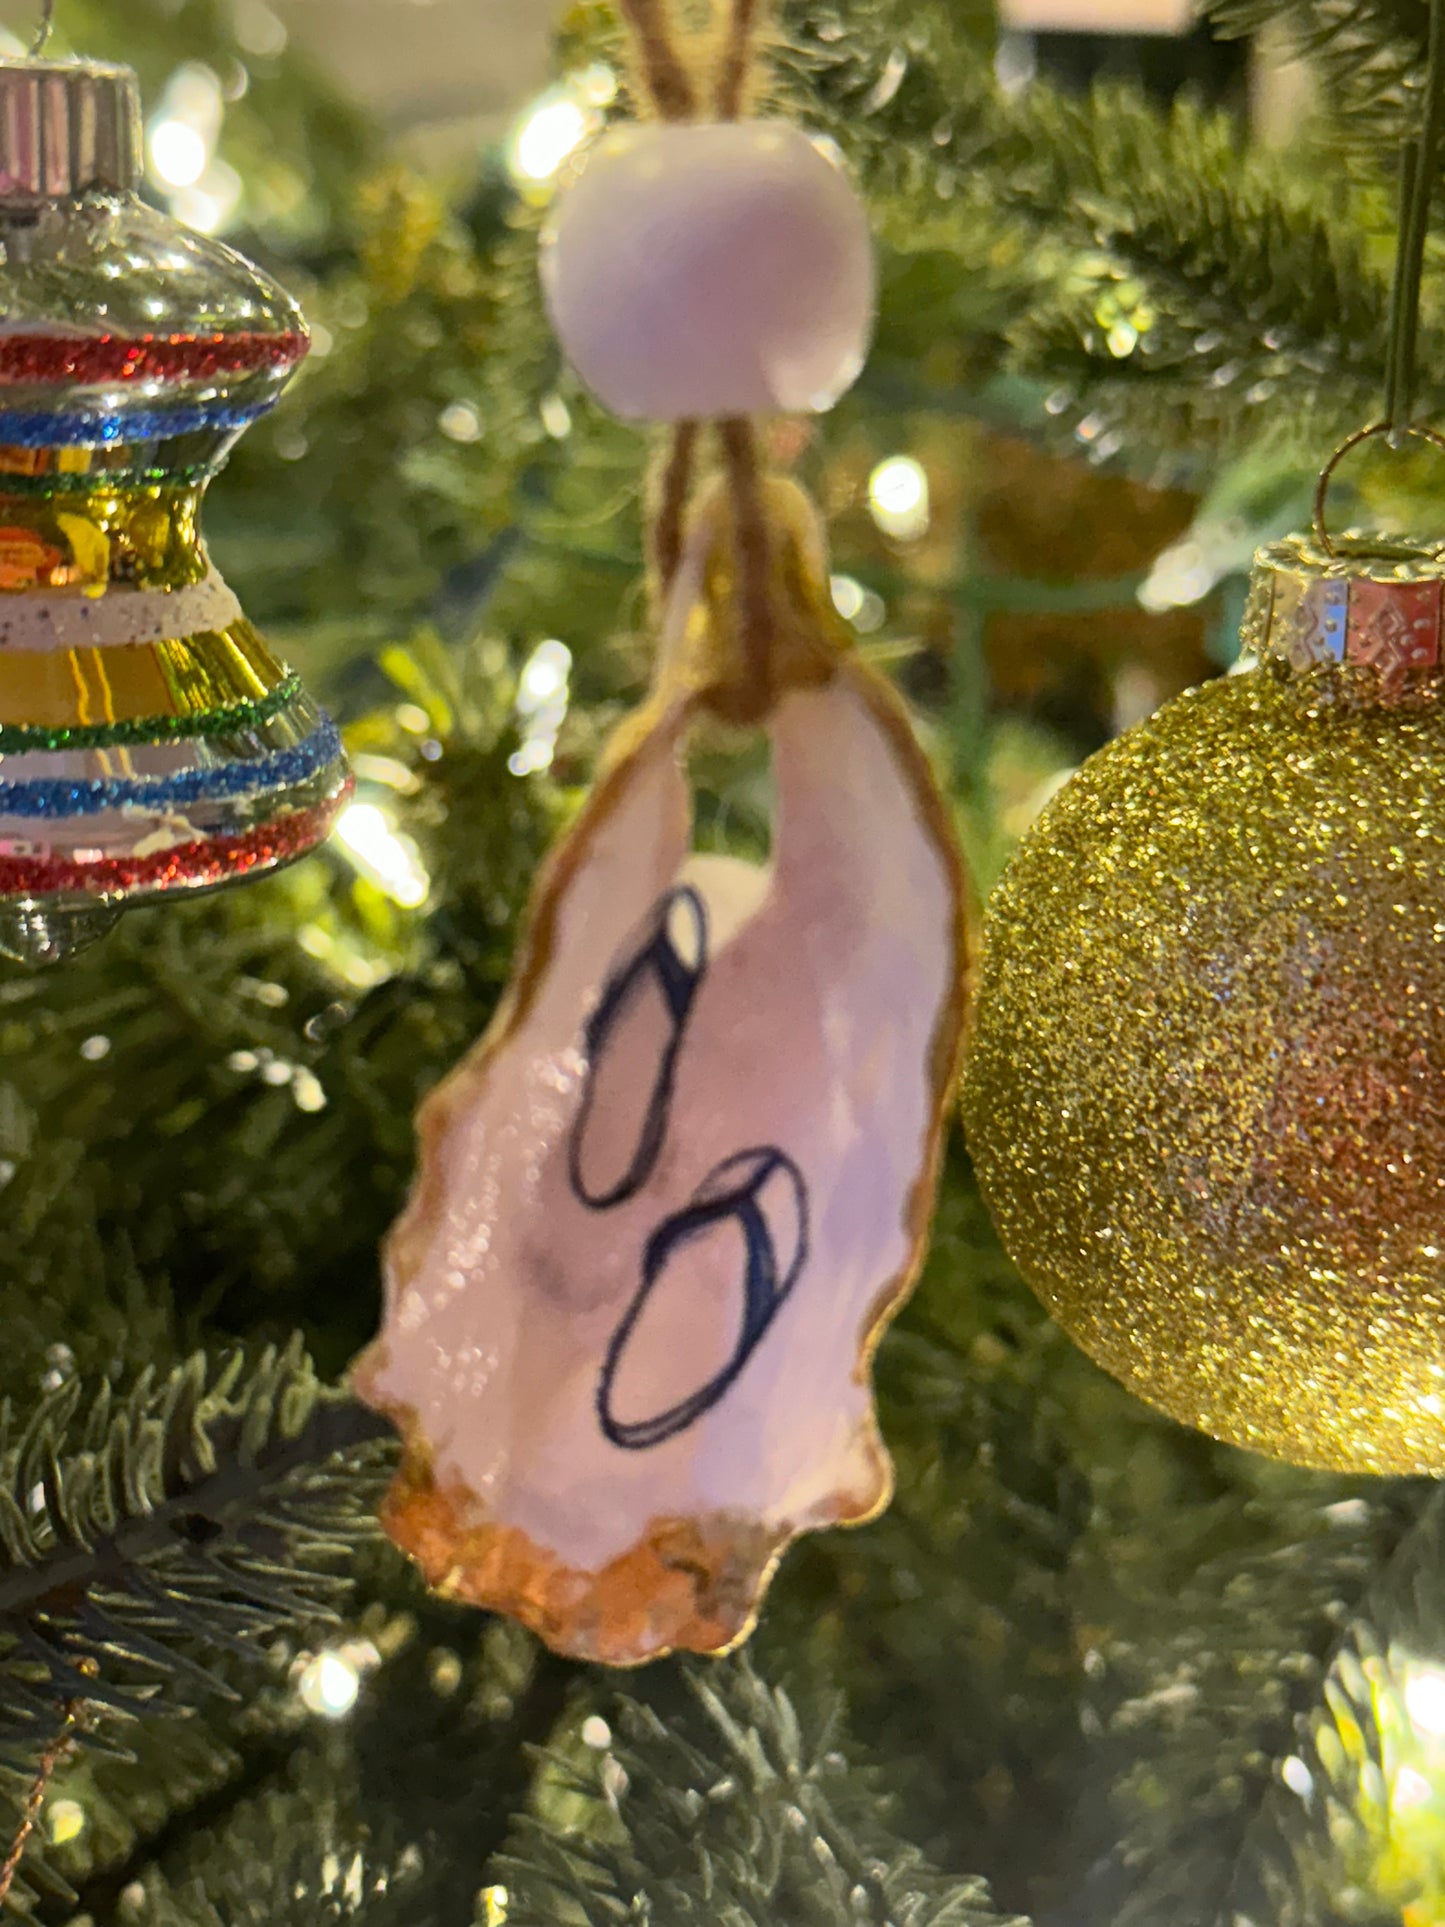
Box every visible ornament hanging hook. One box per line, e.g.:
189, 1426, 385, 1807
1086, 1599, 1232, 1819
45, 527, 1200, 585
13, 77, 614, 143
29, 0, 56, 58
1312, 420, 1445, 557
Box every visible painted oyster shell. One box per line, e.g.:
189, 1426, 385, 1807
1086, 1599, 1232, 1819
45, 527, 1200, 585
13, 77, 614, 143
355, 598, 967, 1663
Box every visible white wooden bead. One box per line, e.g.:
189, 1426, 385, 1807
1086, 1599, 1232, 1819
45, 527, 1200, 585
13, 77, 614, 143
540, 121, 876, 421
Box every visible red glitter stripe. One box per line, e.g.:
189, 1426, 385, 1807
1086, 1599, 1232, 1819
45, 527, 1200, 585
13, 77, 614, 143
0, 331, 310, 387
0, 785, 349, 898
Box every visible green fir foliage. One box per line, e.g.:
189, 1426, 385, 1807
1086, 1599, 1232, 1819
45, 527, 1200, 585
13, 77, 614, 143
3, 0, 1445, 1921
1208, 1, 1429, 142
501, 1663, 1029, 1927
0, 1343, 391, 1753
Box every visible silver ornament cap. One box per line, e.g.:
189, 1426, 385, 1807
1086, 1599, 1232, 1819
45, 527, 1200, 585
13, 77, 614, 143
1240, 530, 1445, 699
0, 58, 142, 201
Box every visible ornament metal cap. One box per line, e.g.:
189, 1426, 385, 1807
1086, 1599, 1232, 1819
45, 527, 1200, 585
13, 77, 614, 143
1241, 530, 1445, 697
0, 58, 142, 201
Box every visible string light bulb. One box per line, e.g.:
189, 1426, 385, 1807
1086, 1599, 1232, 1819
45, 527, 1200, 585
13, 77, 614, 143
510, 639, 572, 776
298, 1648, 362, 1719
1405, 1667, 1445, 1738
148, 118, 206, 187
868, 456, 930, 540
334, 803, 430, 909
506, 66, 617, 191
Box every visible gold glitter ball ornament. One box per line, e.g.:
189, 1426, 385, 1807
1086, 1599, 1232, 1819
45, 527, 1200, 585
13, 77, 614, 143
961, 533, 1445, 1475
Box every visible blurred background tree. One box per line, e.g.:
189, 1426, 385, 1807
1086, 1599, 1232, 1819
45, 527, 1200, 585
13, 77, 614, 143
1, 1, 1445, 1922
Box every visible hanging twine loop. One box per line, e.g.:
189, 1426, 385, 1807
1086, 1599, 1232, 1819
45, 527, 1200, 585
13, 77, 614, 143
617, 0, 698, 121
713, 0, 765, 119
618, 0, 792, 715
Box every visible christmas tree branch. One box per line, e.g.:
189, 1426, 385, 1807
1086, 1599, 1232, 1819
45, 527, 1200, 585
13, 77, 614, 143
773, 0, 1408, 456
1211, 1486, 1445, 1926
0, 1342, 395, 1759
94, 1623, 577, 1927
111, 1752, 435, 1927
1076, 1475, 1434, 1927
1207, 0, 1428, 144
500, 1661, 1031, 1927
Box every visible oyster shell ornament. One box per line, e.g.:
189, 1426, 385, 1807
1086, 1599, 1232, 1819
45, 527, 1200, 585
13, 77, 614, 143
355, 0, 970, 1664
354, 487, 970, 1664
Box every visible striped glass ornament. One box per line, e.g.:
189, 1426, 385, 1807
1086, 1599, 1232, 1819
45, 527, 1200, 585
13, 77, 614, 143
0, 58, 350, 963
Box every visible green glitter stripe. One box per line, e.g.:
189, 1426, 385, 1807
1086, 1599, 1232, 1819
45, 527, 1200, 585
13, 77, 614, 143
0, 674, 304, 753
0, 462, 215, 496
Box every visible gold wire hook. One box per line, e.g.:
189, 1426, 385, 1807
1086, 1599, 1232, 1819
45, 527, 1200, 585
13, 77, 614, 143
29, 0, 56, 57
1312, 420, 1445, 557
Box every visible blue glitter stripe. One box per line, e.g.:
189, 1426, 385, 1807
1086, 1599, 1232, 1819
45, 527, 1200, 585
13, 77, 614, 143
0, 716, 344, 819
0, 397, 276, 449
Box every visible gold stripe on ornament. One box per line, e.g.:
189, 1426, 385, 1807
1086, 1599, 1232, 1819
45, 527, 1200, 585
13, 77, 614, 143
0, 485, 206, 593
0, 622, 287, 730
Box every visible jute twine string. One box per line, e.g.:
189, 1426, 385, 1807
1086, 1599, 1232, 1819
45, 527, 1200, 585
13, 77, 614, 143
617, 0, 699, 120
620, 0, 781, 698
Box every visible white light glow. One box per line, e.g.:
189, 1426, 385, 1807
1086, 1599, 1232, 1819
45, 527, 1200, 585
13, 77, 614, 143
1394, 1764, 1434, 1810
164, 62, 225, 127
148, 64, 226, 218
855, 589, 887, 634
506, 67, 614, 190
439, 401, 483, 444
578, 63, 619, 108
1406, 1667, 1445, 1737
518, 639, 572, 713
831, 573, 887, 633
511, 639, 573, 777
1020, 767, 1076, 829
299, 1649, 361, 1720
1139, 539, 1212, 613
233, 0, 288, 58
831, 574, 865, 621
540, 394, 573, 440
335, 803, 431, 909
508, 66, 616, 192
512, 96, 589, 184
171, 160, 244, 236
149, 119, 208, 188
292, 1069, 327, 1115
868, 456, 931, 541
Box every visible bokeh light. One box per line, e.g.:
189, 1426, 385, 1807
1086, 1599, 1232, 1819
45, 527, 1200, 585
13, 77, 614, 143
868, 456, 931, 541
334, 803, 431, 909
298, 1648, 362, 1720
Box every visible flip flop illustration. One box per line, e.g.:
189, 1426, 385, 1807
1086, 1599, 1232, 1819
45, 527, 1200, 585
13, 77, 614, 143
598, 1146, 809, 1450
568, 885, 709, 1209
